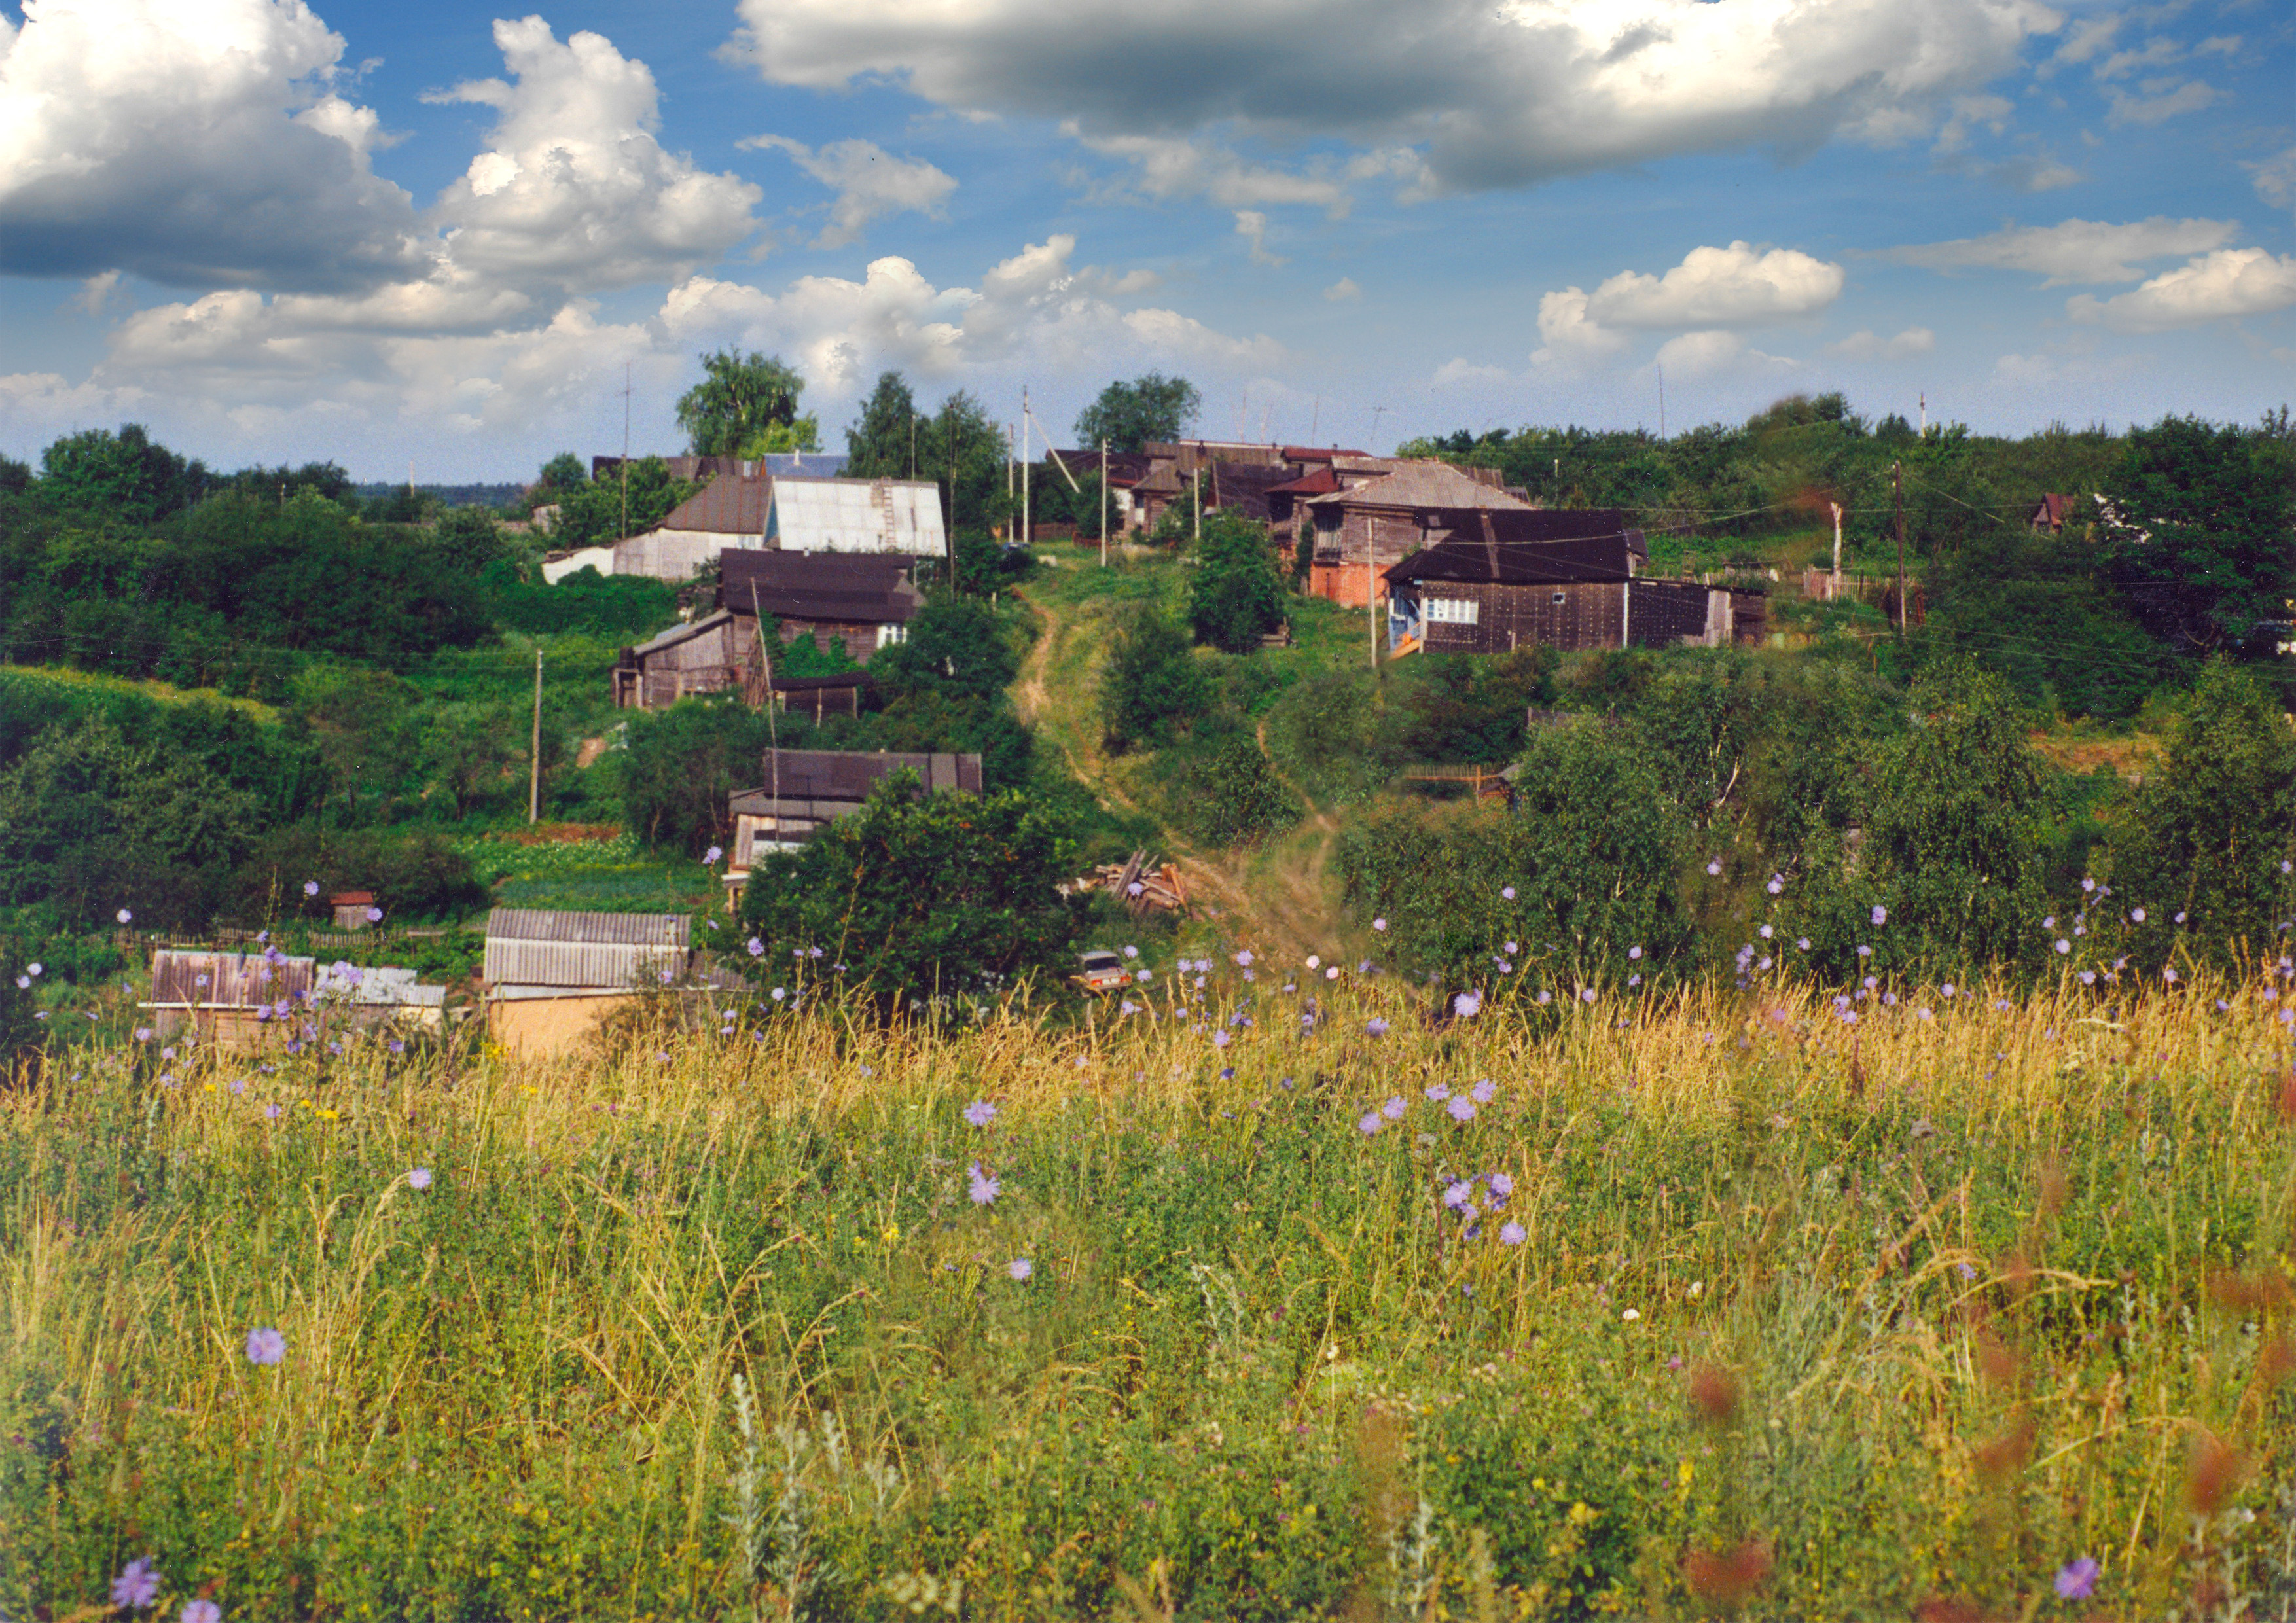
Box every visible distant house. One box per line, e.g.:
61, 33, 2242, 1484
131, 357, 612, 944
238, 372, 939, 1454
770, 477, 946, 558
725, 750, 984, 898
1300, 463, 1535, 607
612, 475, 775, 580
139, 948, 445, 1050
719, 550, 922, 663
613, 552, 921, 709
482, 908, 690, 1056
2028, 493, 2079, 533
1384, 524, 1761, 655
329, 891, 377, 930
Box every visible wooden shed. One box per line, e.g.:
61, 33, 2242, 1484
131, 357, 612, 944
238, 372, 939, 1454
138, 948, 444, 1050
1384, 527, 1749, 656
482, 908, 692, 1057
725, 751, 984, 899
329, 891, 377, 930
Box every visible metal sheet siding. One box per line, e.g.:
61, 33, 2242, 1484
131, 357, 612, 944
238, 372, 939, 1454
483, 909, 690, 990
151, 949, 317, 1007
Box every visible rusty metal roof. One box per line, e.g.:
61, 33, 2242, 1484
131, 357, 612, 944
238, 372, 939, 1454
1304, 462, 1533, 512
148, 948, 316, 1008
656, 476, 774, 537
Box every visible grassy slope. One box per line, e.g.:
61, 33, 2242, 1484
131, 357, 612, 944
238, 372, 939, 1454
3, 976, 2291, 1620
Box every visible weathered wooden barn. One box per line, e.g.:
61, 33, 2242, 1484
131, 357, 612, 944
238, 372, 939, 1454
1384, 529, 1765, 655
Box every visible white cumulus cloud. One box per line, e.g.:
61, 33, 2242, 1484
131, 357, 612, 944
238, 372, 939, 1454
425, 17, 762, 291
1583, 241, 1844, 329
0, 0, 420, 291
1651, 329, 1797, 380
1825, 327, 1936, 360
1878, 217, 2238, 285
741, 134, 957, 249
2064, 249, 2296, 332
724, 0, 2064, 202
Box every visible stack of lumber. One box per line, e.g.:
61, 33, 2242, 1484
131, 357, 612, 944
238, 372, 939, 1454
1067, 851, 1190, 914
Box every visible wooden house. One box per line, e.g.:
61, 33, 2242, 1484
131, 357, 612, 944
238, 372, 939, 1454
719, 550, 922, 663
329, 891, 377, 930
2028, 493, 2079, 533
725, 750, 984, 899
482, 908, 690, 1056
1384, 524, 1763, 655
1300, 463, 1535, 607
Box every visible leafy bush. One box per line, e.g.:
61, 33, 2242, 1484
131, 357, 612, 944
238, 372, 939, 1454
1173, 734, 1300, 847
1187, 511, 1285, 654
737, 773, 1083, 1017
490, 564, 680, 639
1100, 607, 1210, 752
221, 829, 490, 927
2109, 660, 2296, 961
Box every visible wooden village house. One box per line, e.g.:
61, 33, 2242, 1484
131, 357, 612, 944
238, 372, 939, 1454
1301, 463, 1535, 607
612, 552, 920, 710
1383, 517, 1767, 656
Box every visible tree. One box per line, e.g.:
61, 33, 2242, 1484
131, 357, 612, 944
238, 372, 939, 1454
1074, 374, 1200, 453
614, 698, 772, 853
1187, 510, 1285, 652
675, 349, 804, 457
1100, 607, 1208, 751
431, 507, 507, 575
844, 372, 920, 477
550, 457, 698, 548
294, 666, 420, 823
39, 424, 209, 524
2111, 660, 2296, 961
2098, 415, 2296, 656
872, 596, 1018, 700
738, 773, 1083, 1020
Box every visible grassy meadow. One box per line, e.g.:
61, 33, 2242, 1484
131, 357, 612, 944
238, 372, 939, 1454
5, 968, 2295, 1622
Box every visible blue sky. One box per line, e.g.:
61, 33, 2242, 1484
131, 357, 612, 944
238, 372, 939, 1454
1, 0, 2291, 480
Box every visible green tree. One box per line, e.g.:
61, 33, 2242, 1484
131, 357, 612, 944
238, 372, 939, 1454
844, 372, 920, 477
1074, 374, 1200, 452
432, 507, 507, 575
739, 415, 821, 455
872, 596, 1019, 700
38, 424, 209, 524
295, 666, 420, 823
2111, 660, 2296, 960
2099, 415, 2296, 656
614, 698, 771, 853
1100, 607, 1209, 751
420, 701, 528, 820
676, 349, 805, 457
550, 457, 698, 548
738, 772, 1083, 1019
1187, 510, 1285, 653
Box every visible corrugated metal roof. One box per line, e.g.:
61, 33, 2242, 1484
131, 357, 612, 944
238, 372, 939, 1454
1305, 462, 1533, 512
626, 609, 735, 658
1386, 535, 1641, 586
487, 909, 689, 946
656, 476, 774, 537
772, 478, 946, 556
484, 909, 690, 991
149, 948, 316, 1008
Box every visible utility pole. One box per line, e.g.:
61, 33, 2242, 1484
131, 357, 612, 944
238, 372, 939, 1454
1100, 437, 1109, 567
528, 647, 543, 824
1893, 460, 1907, 637
1657, 363, 1666, 440
619, 362, 632, 540
1368, 542, 1378, 672
1192, 465, 1200, 546
1829, 500, 1843, 597
1020, 385, 1031, 548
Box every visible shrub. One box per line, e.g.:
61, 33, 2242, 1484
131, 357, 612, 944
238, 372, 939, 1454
737, 772, 1083, 1018
1177, 736, 1300, 847
1100, 607, 1210, 752
1187, 511, 1285, 654
221, 829, 490, 927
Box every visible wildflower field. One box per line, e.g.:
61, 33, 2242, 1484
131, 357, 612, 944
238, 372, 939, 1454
3, 970, 2293, 1622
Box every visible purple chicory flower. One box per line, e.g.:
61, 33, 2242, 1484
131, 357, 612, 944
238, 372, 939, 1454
1797, 937, 1810, 951
1382, 1095, 1408, 1120
1706, 859, 1723, 876
1234, 950, 1253, 965
1357, 1111, 1382, 1135
408, 1168, 432, 1190
1489, 1172, 1515, 1196
1008, 1258, 1033, 1281
1453, 990, 1482, 1018
2056, 938, 2072, 954
1446, 1096, 1477, 1122
1366, 1017, 1389, 1037
963, 1099, 997, 1126
1372, 918, 1387, 931
704, 845, 723, 865
745, 938, 763, 957
1767, 876, 1784, 895
1425, 1083, 1451, 1101
182, 1601, 223, 1623
1501, 885, 1516, 900
1871, 904, 1888, 927
1499, 1221, 1526, 1245
303, 880, 319, 897
1579, 987, 1596, 1004
117, 908, 133, 924
2055, 1559, 2098, 1601
110, 1558, 160, 1609
1471, 1078, 1496, 1103
2130, 906, 2146, 923
968, 1162, 1000, 1204
245, 1326, 286, 1365
1442, 1181, 1471, 1209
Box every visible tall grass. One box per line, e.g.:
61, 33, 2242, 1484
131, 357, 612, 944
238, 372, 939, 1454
3, 969, 2292, 1621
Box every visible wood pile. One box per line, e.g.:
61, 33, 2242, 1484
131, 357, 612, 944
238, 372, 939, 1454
1066, 849, 1189, 914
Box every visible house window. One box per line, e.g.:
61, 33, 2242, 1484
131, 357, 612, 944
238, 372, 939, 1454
876, 622, 908, 648
1551, 591, 1567, 605
1425, 597, 1480, 625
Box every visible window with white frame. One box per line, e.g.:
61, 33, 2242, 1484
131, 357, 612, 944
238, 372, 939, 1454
1424, 597, 1480, 625
876, 622, 908, 649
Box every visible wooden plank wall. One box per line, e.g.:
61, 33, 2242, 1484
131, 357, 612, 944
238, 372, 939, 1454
1420, 581, 1626, 654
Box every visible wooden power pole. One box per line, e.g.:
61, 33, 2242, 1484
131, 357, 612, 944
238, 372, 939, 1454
1100, 438, 1109, 567
528, 647, 543, 824
1893, 460, 1907, 636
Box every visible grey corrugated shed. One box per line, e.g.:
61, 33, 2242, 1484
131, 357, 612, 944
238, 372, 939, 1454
484, 908, 691, 991
147, 948, 315, 1008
